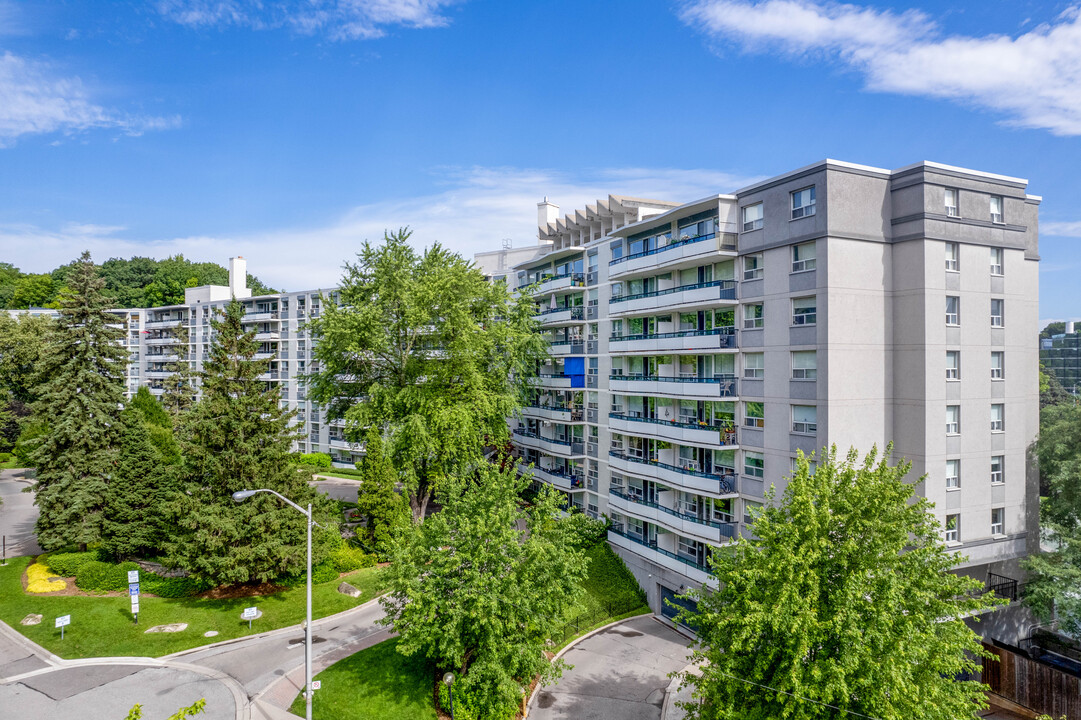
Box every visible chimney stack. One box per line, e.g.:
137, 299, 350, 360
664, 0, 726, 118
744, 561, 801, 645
229, 256, 248, 298
538, 197, 559, 233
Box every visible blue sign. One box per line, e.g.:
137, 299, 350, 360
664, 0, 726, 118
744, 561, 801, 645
129, 583, 140, 596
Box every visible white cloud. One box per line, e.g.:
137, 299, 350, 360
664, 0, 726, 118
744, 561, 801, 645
0, 165, 761, 291
156, 0, 460, 40
680, 0, 1081, 136
0, 51, 181, 147
1042, 220, 1081, 237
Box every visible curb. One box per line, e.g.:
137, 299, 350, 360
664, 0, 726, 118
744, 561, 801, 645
659, 659, 703, 720
525, 614, 654, 711
0, 618, 63, 668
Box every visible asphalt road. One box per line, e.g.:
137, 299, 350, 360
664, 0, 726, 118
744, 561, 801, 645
0, 469, 41, 560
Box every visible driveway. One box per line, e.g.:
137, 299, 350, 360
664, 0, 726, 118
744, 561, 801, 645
0, 468, 41, 559
530, 615, 692, 720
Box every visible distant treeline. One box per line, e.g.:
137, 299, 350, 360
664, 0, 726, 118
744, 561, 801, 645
0, 255, 277, 309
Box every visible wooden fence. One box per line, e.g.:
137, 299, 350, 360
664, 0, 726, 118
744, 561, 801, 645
983, 641, 1081, 720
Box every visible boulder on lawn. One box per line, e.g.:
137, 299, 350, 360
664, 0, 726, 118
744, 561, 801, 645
20, 614, 42, 626
338, 582, 362, 599
144, 623, 188, 634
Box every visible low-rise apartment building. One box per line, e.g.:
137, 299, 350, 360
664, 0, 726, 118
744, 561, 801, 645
497, 159, 1041, 628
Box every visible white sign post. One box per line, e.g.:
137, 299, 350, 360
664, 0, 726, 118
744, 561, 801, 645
127, 569, 140, 584
311, 680, 321, 691
242, 606, 259, 630
55, 614, 70, 640
131, 595, 140, 623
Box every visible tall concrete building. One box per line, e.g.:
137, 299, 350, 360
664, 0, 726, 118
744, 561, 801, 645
497, 159, 1040, 626
1040, 322, 1081, 395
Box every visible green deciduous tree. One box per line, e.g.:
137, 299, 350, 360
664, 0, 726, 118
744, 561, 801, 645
9, 273, 56, 308
677, 445, 998, 720
164, 299, 323, 586
101, 407, 176, 559
30, 252, 127, 551
0, 312, 53, 450
355, 426, 410, 558
380, 463, 588, 718
1024, 403, 1081, 634
309, 229, 545, 521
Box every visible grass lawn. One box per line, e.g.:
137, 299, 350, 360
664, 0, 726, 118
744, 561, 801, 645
289, 638, 436, 720
0, 556, 389, 659
313, 470, 364, 481
0, 457, 29, 470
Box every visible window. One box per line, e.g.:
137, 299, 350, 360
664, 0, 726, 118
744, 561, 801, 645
610, 240, 624, 261
945, 242, 959, 271
678, 217, 716, 242
991, 298, 1004, 327
945, 188, 960, 217
990, 247, 1004, 275
792, 350, 817, 380
792, 405, 817, 434
742, 203, 763, 232
792, 296, 817, 326
991, 455, 1004, 485
744, 451, 764, 477
744, 401, 764, 428
991, 351, 1004, 379
743, 353, 764, 379
991, 507, 1005, 536
990, 195, 1004, 223
792, 242, 816, 272
991, 403, 1004, 432
792, 186, 816, 219
946, 459, 960, 490
743, 254, 763, 280
789, 457, 817, 475
945, 513, 960, 543
743, 303, 764, 329
946, 405, 960, 435
946, 296, 960, 325
946, 350, 960, 380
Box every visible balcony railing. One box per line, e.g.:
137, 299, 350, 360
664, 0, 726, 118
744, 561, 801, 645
610, 280, 737, 304
610, 488, 738, 538
535, 306, 585, 320
610, 328, 737, 346
608, 413, 738, 444
608, 526, 712, 573
609, 450, 738, 493
609, 232, 719, 267
609, 374, 738, 397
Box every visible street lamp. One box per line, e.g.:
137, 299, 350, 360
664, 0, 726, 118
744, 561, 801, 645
233, 489, 314, 720
442, 672, 455, 719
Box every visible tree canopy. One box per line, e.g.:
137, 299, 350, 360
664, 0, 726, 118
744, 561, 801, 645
0, 312, 53, 450
676, 445, 999, 720
308, 228, 546, 520
0, 255, 276, 310
379, 463, 588, 718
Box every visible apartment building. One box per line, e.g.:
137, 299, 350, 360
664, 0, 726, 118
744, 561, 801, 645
499, 159, 1040, 626
1040, 321, 1081, 394
112, 258, 355, 464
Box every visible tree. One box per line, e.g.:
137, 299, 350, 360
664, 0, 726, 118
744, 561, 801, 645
355, 426, 410, 557
380, 463, 588, 718
1040, 365, 1075, 408
1024, 403, 1081, 634
309, 229, 545, 520
9, 274, 56, 308
126, 698, 206, 720
1041, 321, 1067, 339
676, 446, 999, 720
164, 299, 324, 586
0, 312, 53, 450
128, 386, 182, 465
160, 321, 197, 417
30, 252, 127, 551
101, 407, 176, 559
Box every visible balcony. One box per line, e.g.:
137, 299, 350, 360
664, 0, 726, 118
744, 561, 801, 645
608, 527, 714, 585
527, 373, 576, 389
531, 272, 585, 296
144, 370, 174, 379
517, 462, 585, 493
609, 488, 737, 545
329, 437, 364, 452
548, 340, 585, 356
534, 306, 586, 327
609, 232, 737, 280
146, 352, 180, 362
609, 450, 738, 497
254, 331, 281, 341
258, 371, 282, 380
609, 374, 738, 399
609, 328, 737, 354
512, 429, 585, 457
144, 318, 186, 329
145, 336, 180, 345
608, 413, 738, 447
609, 280, 738, 317
243, 311, 280, 322
521, 405, 584, 423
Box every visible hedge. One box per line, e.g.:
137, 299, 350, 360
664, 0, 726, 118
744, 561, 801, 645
142, 574, 213, 598
330, 545, 377, 573
46, 550, 103, 577
75, 560, 142, 592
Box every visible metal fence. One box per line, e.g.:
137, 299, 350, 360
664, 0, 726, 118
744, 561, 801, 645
555, 598, 647, 645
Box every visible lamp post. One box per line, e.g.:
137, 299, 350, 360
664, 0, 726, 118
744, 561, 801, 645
442, 672, 455, 719
233, 489, 314, 720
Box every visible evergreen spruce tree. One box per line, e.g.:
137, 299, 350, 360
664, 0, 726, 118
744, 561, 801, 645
165, 299, 319, 586
101, 407, 174, 559
160, 320, 197, 417
356, 426, 410, 557
129, 385, 182, 465
31, 251, 126, 551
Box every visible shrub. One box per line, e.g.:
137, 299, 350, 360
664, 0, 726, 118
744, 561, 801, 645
0, 451, 11, 463
46, 550, 102, 577
330, 544, 377, 573
562, 511, 609, 549
143, 574, 212, 598
76, 560, 141, 592
295, 452, 332, 468
278, 561, 341, 587
26, 562, 66, 593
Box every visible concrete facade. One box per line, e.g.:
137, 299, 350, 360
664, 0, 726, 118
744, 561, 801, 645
496, 160, 1041, 633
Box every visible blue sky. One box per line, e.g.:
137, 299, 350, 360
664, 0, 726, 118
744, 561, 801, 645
1, 0, 1079, 324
